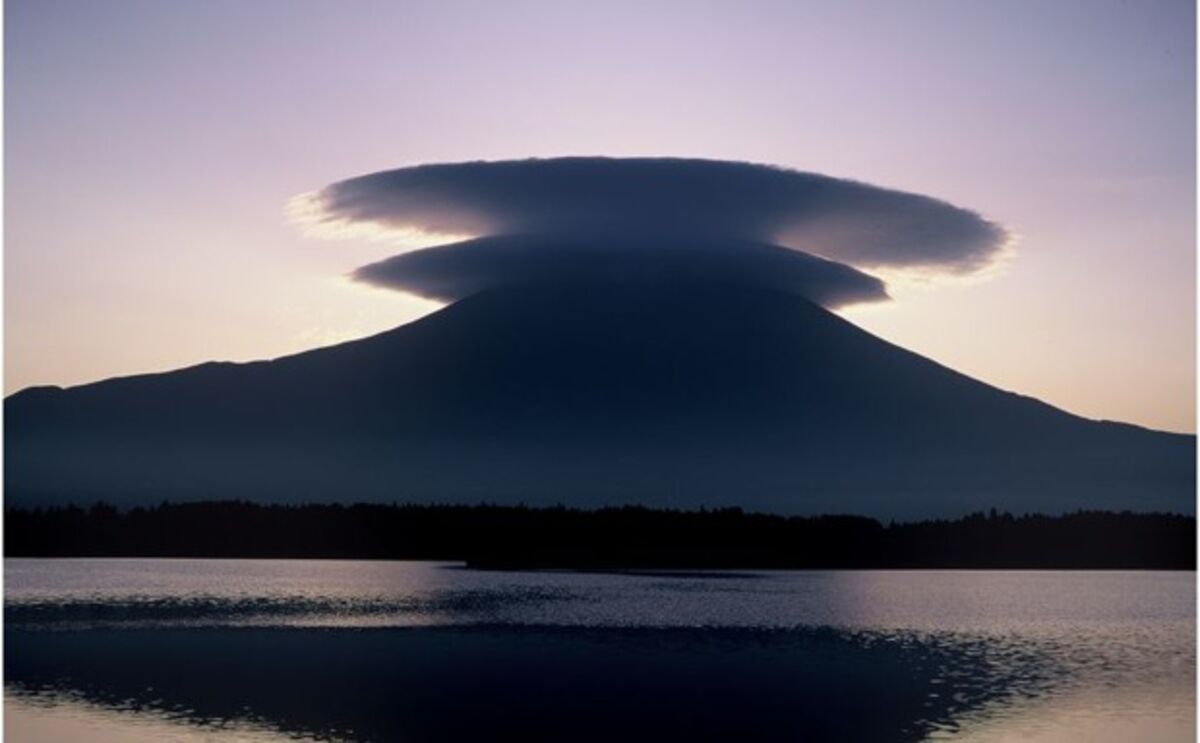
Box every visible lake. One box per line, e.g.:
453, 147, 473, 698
4, 560, 1194, 741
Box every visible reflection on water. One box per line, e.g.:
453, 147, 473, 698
7, 694, 325, 743
4, 560, 1194, 742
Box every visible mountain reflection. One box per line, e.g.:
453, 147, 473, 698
6, 625, 1056, 742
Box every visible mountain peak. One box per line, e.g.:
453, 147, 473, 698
6, 283, 1192, 519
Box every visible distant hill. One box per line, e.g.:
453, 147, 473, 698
5, 282, 1193, 518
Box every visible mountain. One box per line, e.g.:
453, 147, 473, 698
5, 283, 1193, 518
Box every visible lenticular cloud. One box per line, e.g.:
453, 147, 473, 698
291, 157, 1010, 308
351, 234, 889, 306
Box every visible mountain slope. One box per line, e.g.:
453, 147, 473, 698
6, 283, 1193, 518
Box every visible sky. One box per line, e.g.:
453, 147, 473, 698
5, 0, 1195, 433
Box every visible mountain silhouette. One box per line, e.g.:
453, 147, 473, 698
5, 282, 1193, 518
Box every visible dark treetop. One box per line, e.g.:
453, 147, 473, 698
6, 501, 1194, 569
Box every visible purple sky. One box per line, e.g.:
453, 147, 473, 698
6, 0, 1195, 432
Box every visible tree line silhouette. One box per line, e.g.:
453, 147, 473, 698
4, 501, 1194, 569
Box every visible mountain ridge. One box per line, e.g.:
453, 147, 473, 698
6, 282, 1193, 518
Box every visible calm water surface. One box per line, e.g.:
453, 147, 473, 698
5, 560, 1194, 742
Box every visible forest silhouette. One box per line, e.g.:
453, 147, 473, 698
7, 501, 1193, 569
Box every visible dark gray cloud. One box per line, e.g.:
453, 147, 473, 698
295, 157, 1010, 307
353, 234, 888, 308
301, 157, 1008, 272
